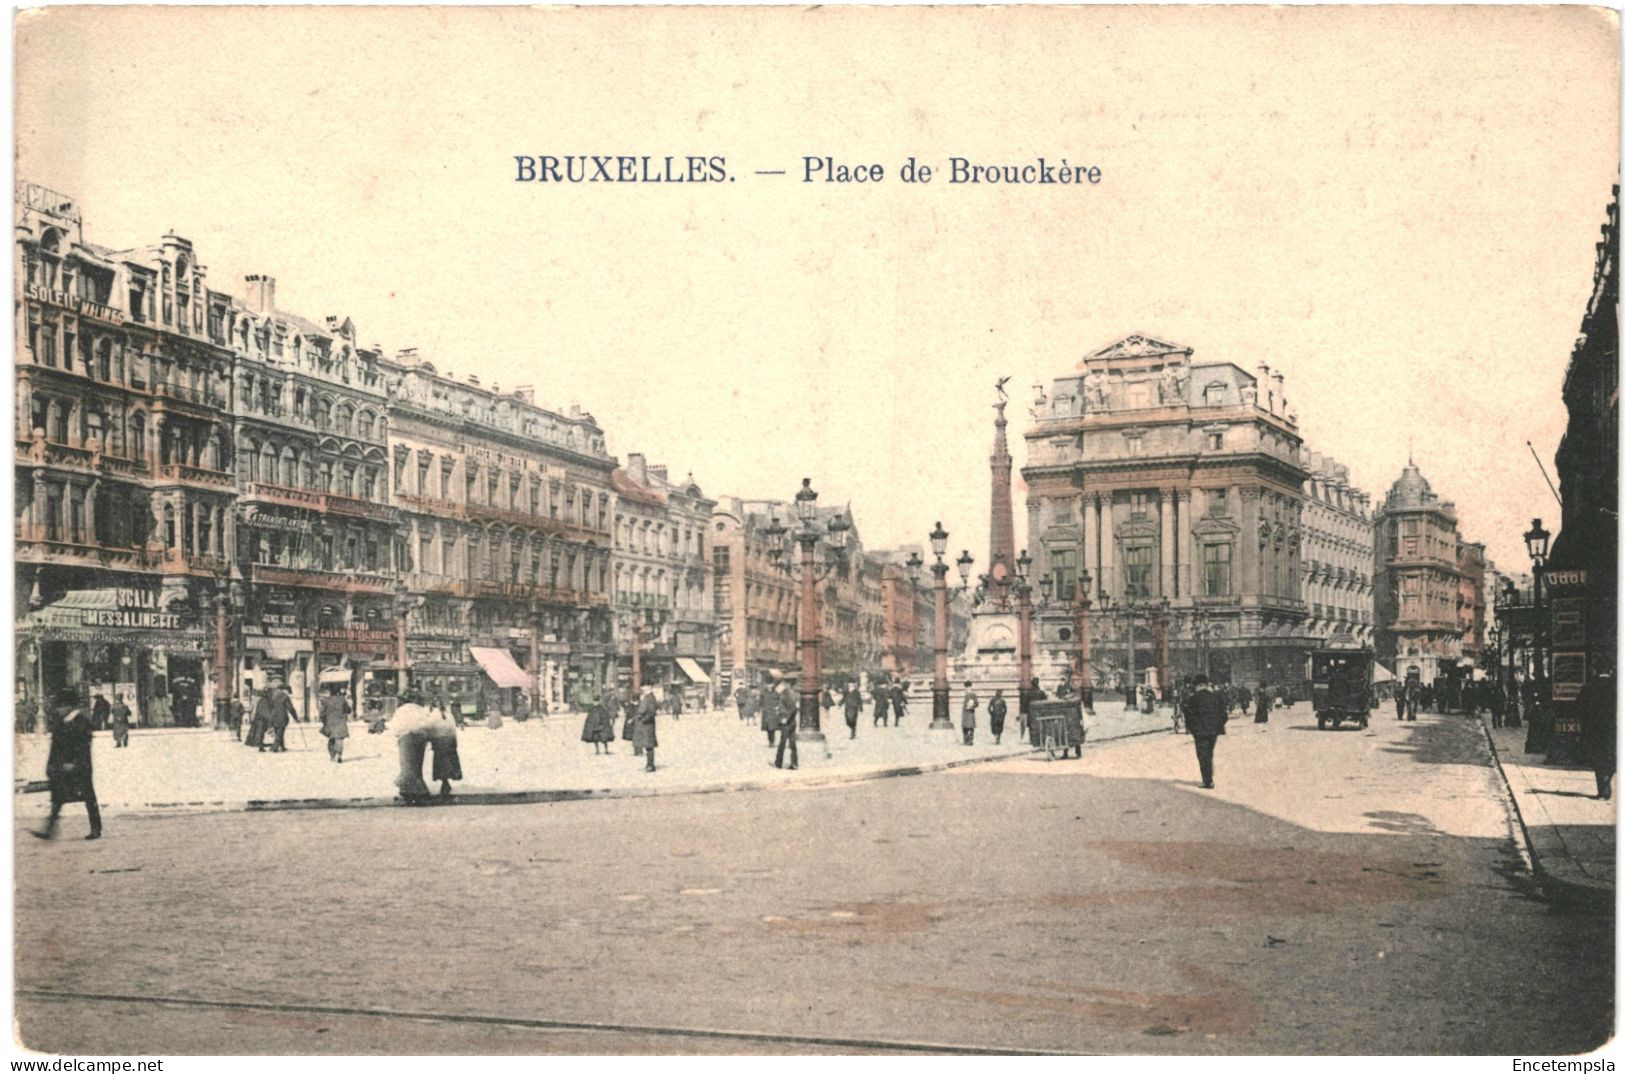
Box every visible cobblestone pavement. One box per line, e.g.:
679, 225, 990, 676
16, 706, 1612, 1055
13, 703, 1172, 814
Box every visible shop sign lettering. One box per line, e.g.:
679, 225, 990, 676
82, 609, 180, 629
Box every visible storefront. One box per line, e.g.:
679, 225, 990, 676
469, 644, 531, 717
20, 587, 210, 729
312, 626, 399, 721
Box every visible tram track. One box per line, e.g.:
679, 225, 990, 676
17, 987, 1065, 1055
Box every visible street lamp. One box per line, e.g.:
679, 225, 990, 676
921, 522, 972, 729
1014, 550, 1035, 711
1524, 517, 1551, 752
766, 479, 849, 744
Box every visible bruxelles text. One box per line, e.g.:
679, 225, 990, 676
512, 155, 1102, 186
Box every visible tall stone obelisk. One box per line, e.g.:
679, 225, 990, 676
987, 384, 1017, 610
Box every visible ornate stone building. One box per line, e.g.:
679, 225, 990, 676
710, 498, 798, 688
380, 356, 616, 715
228, 276, 400, 719
1022, 335, 1311, 688
1373, 463, 1466, 683
611, 454, 717, 702
15, 182, 236, 729
1299, 452, 1376, 650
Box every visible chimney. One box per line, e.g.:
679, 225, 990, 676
244, 274, 276, 313
514, 385, 534, 403
627, 453, 648, 483
1271, 372, 1285, 415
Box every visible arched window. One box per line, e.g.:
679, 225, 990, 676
357, 410, 374, 439
335, 404, 354, 435
260, 443, 278, 485
85, 411, 104, 445
128, 414, 146, 460
281, 446, 297, 485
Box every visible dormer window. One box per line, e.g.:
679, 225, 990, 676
1203, 382, 1228, 406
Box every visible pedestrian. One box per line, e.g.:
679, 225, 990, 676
842, 683, 863, 739
1180, 674, 1229, 790
892, 681, 909, 724
735, 689, 749, 723
110, 696, 131, 748
1017, 677, 1033, 739
427, 704, 463, 797
33, 690, 102, 841
988, 688, 1008, 744
229, 691, 246, 741
821, 686, 835, 731
581, 690, 615, 754
1505, 679, 1523, 729
1403, 676, 1420, 722
318, 684, 349, 763
1235, 684, 1251, 716
774, 686, 799, 770
634, 685, 659, 773
1579, 657, 1616, 801
1254, 682, 1270, 726
148, 690, 172, 729
873, 680, 891, 727
258, 681, 295, 752
622, 687, 641, 755
961, 681, 979, 745
387, 687, 436, 803
91, 692, 110, 732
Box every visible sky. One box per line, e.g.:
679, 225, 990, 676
14, 6, 1619, 572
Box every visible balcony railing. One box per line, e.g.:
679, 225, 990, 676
395, 493, 608, 541
155, 462, 235, 490
243, 482, 394, 520
152, 381, 227, 410
251, 562, 394, 593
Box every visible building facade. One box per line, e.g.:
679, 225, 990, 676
611, 454, 717, 703
1022, 335, 1311, 689
1373, 463, 1466, 683
16, 182, 237, 729
711, 498, 798, 689
1299, 452, 1376, 651
229, 276, 400, 720
381, 356, 616, 716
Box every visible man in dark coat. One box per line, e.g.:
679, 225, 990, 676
318, 684, 349, 763
258, 683, 296, 752
110, 696, 131, 748
892, 682, 909, 724
1403, 676, 1421, 722
634, 686, 659, 772
34, 691, 102, 840
1579, 658, 1616, 801
91, 693, 111, 732
988, 688, 1008, 744
1181, 675, 1228, 790
774, 687, 799, 770
762, 684, 779, 746
872, 681, 891, 727
842, 684, 863, 738
1254, 682, 1270, 724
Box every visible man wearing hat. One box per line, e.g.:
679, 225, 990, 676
1180, 674, 1229, 790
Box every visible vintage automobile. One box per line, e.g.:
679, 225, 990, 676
1311, 648, 1375, 730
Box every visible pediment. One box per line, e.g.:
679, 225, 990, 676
1039, 525, 1081, 545
1081, 335, 1194, 366
1192, 516, 1240, 537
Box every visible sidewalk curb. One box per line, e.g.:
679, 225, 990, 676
21, 723, 1174, 821
1475, 715, 1612, 908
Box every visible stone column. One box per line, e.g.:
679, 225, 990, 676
1083, 495, 1100, 600
1097, 493, 1115, 601
1158, 490, 1174, 599
1177, 490, 1195, 599
1239, 486, 1261, 602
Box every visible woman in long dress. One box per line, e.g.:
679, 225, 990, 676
580, 692, 614, 754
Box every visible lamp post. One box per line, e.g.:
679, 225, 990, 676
1524, 517, 1551, 753
1072, 567, 1095, 713
1014, 550, 1034, 707
765, 479, 850, 744
908, 522, 972, 729
1156, 596, 1172, 704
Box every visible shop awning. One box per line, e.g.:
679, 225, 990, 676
675, 657, 711, 684
248, 637, 314, 661
1372, 662, 1396, 683
469, 646, 531, 690
318, 667, 352, 685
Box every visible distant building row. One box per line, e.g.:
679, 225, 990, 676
13, 182, 955, 728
